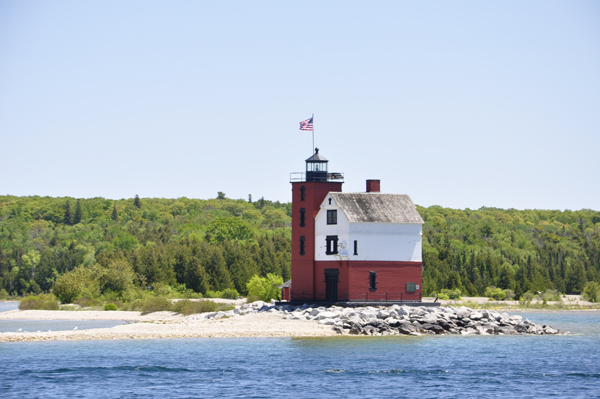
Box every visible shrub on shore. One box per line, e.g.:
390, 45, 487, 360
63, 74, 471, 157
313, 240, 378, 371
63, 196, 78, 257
52, 266, 99, 303
221, 288, 239, 299
129, 297, 234, 315
19, 294, 59, 310
538, 289, 560, 303
583, 281, 600, 303
74, 297, 102, 308
520, 292, 535, 305
246, 294, 260, 303
435, 288, 461, 301
204, 288, 239, 299
104, 303, 118, 311
485, 286, 506, 301
504, 289, 516, 300
246, 274, 283, 302
172, 299, 220, 314
131, 296, 173, 314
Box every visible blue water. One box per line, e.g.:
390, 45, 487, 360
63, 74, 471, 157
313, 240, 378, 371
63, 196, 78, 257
1, 311, 599, 399
0, 302, 19, 312
0, 302, 126, 332
0, 319, 128, 333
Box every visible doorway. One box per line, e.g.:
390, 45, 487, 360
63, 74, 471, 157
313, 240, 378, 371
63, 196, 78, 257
324, 269, 339, 301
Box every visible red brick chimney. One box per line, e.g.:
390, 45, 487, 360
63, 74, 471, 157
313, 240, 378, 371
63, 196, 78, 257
366, 179, 380, 193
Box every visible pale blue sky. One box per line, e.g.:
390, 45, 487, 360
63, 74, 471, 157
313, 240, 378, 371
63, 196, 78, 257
1, 1, 599, 210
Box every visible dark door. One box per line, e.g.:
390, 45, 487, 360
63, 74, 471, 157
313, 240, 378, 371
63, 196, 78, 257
324, 269, 339, 301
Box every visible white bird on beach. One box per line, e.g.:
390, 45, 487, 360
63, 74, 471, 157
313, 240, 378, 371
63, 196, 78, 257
73, 326, 77, 331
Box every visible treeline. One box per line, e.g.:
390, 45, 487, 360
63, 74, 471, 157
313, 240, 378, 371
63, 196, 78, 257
0, 194, 291, 297
419, 206, 600, 298
1, 195, 599, 299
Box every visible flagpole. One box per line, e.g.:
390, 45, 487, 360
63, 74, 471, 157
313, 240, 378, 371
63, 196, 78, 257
312, 113, 315, 153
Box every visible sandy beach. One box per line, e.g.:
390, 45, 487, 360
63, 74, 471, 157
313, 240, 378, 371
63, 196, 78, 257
0, 310, 337, 342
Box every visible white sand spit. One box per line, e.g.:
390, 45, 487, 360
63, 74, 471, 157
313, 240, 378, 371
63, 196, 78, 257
0, 312, 337, 342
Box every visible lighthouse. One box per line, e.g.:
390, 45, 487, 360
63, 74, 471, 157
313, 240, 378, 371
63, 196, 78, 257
289, 148, 344, 302
288, 149, 424, 304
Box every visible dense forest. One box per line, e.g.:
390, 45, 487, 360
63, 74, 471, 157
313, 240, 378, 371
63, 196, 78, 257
0, 195, 599, 299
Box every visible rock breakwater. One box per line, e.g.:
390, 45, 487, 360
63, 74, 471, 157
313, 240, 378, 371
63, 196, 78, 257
198, 301, 567, 336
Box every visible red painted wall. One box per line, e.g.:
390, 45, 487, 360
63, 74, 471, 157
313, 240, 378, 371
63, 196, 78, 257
291, 181, 342, 301
313, 260, 422, 301
280, 287, 290, 301
313, 260, 350, 301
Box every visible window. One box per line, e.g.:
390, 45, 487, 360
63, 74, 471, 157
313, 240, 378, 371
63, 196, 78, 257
369, 271, 377, 291
300, 186, 305, 201
406, 282, 416, 292
353, 240, 358, 255
328, 197, 332, 205
325, 235, 338, 255
327, 210, 337, 225
300, 208, 306, 227
299, 236, 305, 255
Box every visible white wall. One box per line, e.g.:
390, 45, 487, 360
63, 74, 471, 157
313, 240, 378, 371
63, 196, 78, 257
314, 193, 423, 262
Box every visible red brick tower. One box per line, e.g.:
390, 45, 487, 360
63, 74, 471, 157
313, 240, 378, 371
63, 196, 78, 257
290, 149, 343, 302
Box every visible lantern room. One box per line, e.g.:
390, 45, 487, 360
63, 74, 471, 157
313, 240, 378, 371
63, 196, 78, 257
305, 148, 329, 182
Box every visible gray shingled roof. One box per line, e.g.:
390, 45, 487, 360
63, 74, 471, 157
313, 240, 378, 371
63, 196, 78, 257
330, 192, 424, 224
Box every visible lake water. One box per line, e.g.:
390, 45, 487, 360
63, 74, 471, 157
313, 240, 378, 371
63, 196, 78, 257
0, 319, 128, 333
1, 311, 599, 398
0, 301, 19, 313
0, 302, 126, 332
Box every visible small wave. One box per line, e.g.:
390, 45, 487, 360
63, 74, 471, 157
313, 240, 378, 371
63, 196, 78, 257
565, 373, 600, 378
323, 369, 346, 373
19, 366, 195, 375
366, 369, 450, 375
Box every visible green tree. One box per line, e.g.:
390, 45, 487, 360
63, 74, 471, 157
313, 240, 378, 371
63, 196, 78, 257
52, 266, 99, 303
205, 217, 254, 243
74, 199, 83, 224
134, 194, 142, 209
64, 200, 73, 225
112, 232, 139, 251
184, 256, 210, 294
95, 260, 136, 294
582, 281, 600, 303
566, 262, 586, 294
497, 262, 516, 290
111, 202, 118, 221
246, 273, 283, 301
217, 192, 226, 200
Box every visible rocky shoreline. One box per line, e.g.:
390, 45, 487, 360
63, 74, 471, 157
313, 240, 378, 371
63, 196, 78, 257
0, 301, 568, 342
199, 301, 568, 336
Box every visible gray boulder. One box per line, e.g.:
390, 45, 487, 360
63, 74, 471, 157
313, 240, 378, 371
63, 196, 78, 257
456, 307, 471, 319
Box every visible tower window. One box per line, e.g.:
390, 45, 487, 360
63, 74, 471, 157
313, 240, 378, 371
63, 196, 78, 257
369, 271, 377, 291
328, 198, 332, 205
325, 235, 338, 255
299, 236, 305, 255
327, 210, 337, 225
300, 186, 305, 201
300, 208, 306, 227
353, 240, 358, 255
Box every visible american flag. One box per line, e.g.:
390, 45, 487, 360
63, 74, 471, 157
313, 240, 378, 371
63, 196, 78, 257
299, 117, 313, 131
